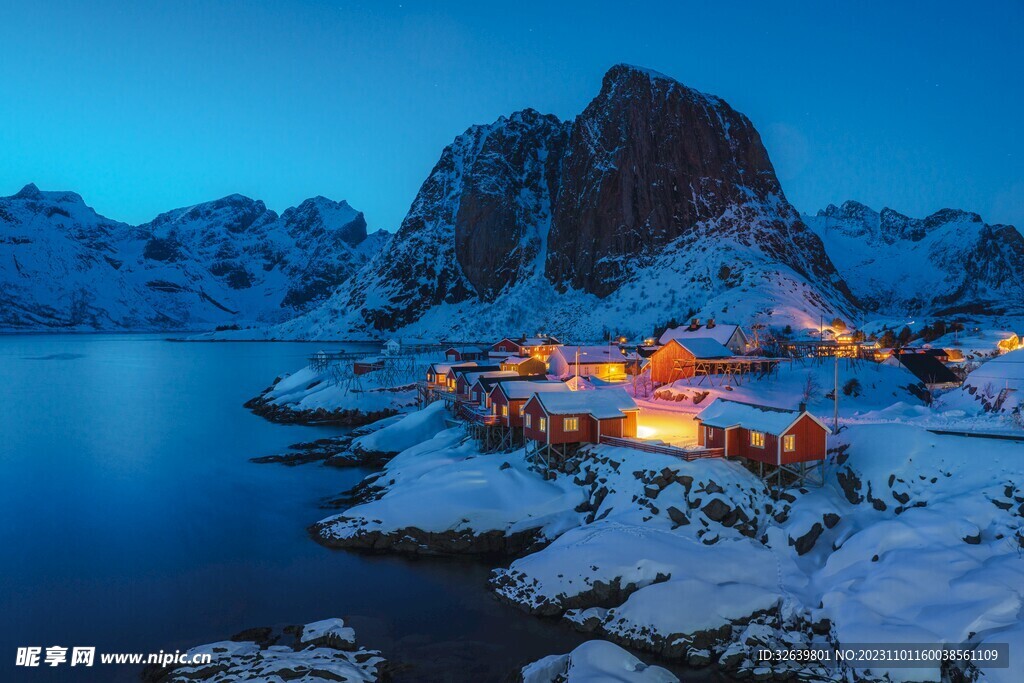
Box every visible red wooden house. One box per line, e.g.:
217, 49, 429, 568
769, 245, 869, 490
468, 373, 542, 410
456, 370, 516, 403
523, 388, 639, 453
442, 364, 499, 398
488, 380, 571, 428
499, 355, 548, 376
694, 399, 830, 485
444, 346, 485, 362
649, 338, 732, 384
489, 335, 562, 361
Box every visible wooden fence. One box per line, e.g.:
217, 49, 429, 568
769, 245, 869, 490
599, 436, 724, 461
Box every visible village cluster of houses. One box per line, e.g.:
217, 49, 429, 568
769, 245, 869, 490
416, 326, 832, 484
384, 314, 1013, 482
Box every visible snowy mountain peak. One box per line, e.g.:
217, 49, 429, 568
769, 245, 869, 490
282, 196, 367, 247
805, 202, 1024, 316
276, 65, 857, 340
12, 183, 42, 199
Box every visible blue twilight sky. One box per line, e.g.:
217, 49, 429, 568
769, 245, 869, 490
1, 1, 1021, 232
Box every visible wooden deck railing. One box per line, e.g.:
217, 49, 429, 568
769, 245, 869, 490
599, 436, 724, 461
456, 403, 501, 426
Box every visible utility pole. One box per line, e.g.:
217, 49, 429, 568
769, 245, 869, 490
833, 352, 839, 433
575, 346, 580, 387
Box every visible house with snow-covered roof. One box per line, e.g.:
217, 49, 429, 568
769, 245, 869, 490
649, 337, 733, 384
488, 380, 571, 429
883, 352, 961, 391
695, 399, 830, 474
456, 370, 517, 401
499, 355, 548, 376
547, 345, 627, 380
657, 319, 748, 353
444, 346, 485, 362
522, 388, 639, 456
469, 373, 546, 411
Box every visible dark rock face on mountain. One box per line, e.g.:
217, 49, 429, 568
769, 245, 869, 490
293, 64, 856, 339
334, 110, 571, 332
549, 65, 807, 296
806, 201, 1024, 316
0, 186, 385, 330
454, 110, 569, 300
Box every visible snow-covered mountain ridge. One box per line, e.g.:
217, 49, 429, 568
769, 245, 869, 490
274, 64, 860, 340
0, 183, 388, 330
804, 200, 1024, 317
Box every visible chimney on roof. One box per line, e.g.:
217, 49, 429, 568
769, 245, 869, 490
688, 318, 701, 331
798, 401, 807, 413
707, 318, 716, 329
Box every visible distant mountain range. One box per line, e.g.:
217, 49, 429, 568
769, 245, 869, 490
0, 184, 387, 330
4, 64, 1020, 337
803, 201, 1024, 318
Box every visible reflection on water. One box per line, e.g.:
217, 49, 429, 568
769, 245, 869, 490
0, 335, 606, 682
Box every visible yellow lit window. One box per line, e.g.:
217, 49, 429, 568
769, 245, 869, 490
501, 405, 508, 417
539, 417, 547, 432
525, 414, 532, 428
783, 434, 796, 452
750, 431, 765, 448
564, 417, 579, 431
518, 404, 525, 417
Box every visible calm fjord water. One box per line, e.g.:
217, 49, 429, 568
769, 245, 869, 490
0, 335, 591, 682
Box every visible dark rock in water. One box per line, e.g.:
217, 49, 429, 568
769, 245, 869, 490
250, 436, 353, 466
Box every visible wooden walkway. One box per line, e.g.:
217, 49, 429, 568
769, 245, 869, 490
926, 428, 1024, 443
599, 436, 724, 461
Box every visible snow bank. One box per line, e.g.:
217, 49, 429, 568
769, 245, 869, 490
498, 520, 779, 628
796, 424, 1024, 682
261, 365, 418, 415
522, 640, 679, 683
952, 347, 1024, 414
351, 401, 450, 454
313, 442, 584, 554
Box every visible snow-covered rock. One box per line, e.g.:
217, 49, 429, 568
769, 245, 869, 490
142, 618, 385, 683
244, 364, 418, 426
311, 426, 584, 555
948, 347, 1024, 414
521, 640, 679, 683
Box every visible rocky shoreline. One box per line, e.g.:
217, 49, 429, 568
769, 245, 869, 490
310, 518, 547, 557
244, 386, 400, 427
141, 618, 388, 683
